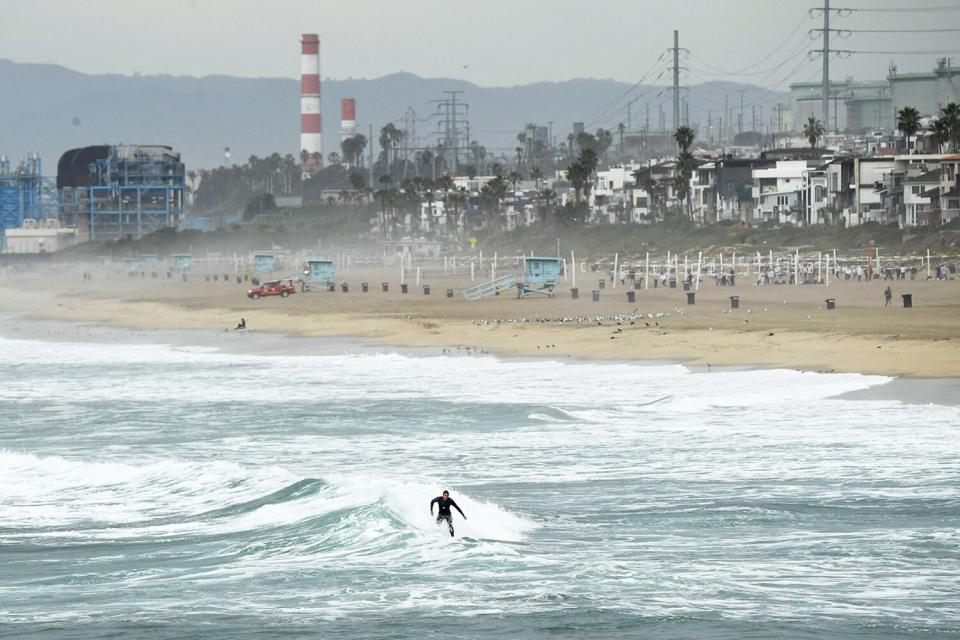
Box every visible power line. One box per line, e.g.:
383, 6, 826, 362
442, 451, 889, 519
687, 13, 812, 77
836, 27, 960, 33
834, 49, 960, 55
578, 54, 665, 124
847, 5, 960, 12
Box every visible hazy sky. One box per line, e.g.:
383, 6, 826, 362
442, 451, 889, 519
4, 0, 960, 87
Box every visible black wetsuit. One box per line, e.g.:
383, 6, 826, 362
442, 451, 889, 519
430, 496, 465, 536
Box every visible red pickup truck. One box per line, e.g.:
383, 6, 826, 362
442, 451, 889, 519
247, 279, 296, 300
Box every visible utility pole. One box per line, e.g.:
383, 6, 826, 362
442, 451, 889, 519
627, 98, 639, 130
739, 91, 744, 135
672, 30, 681, 135
723, 94, 729, 143
823, 0, 830, 133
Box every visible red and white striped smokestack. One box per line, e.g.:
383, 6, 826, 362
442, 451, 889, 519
300, 33, 322, 170
340, 98, 357, 141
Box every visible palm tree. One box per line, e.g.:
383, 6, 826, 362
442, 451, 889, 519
803, 117, 825, 149
340, 134, 368, 167
530, 166, 543, 194
932, 116, 951, 153
937, 102, 960, 152
674, 126, 697, 221
897, 106, 922, 154
507, 170, 523, 201
674, 126, 695, 153
539, 188, 556, 226
642, 177, 660, 220
565, 149, 599, 203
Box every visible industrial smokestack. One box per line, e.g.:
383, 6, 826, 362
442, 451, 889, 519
300, 33, 322, 172
340, 98, 357, 142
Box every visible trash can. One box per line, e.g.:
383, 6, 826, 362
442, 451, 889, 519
730, 296, 740, 310
341, 282, 349, 293
401, 283, 408, 294
683, 281, 690, 291
687, 292, 696, 305
598, 279, 606, 290
902, 293, 912, 308
669, 279, 677, 289
361, 282, 369, 293
213, 275, 218, 282
592, 290, 600, 302
423, 285, 431, 295
825, 298, 836, 310
382, 282, 389, 292
327, 282, 335, 292
634, 280, 642, 290
446, 288, 454, 298
571, 287, 579, 299
627, 290, 636, 303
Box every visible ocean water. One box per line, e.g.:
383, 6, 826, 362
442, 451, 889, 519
1, 334, 959, 639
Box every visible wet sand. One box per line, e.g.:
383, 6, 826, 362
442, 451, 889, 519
1, 263, 959, 378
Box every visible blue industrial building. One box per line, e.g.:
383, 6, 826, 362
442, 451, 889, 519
58, 145, 186, 240
0, 154, 58, 247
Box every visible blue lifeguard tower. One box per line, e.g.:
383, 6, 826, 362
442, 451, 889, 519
173, 254, 193, 271
254, 253, 276, 273
305, 259, 334, 283
463, 255, 561, 300
519, 256, 560, 297
123, 258, 139, 272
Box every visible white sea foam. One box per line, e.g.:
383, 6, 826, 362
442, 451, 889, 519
2, 334, 959, 632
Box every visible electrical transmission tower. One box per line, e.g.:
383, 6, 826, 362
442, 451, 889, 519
430, 91, 469, 175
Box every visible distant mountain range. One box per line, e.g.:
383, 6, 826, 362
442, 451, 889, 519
0, 59, 787, 170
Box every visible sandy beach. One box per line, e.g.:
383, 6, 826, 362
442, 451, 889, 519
1, 262, 958, 378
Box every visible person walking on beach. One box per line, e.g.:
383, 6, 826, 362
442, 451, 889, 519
430, 490, 466, 537
884, 287, 892, 307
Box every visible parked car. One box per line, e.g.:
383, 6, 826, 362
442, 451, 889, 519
247, 279, 296, 300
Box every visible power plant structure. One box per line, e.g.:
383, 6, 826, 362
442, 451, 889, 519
0, 153, 58, 248
300, 33, 322, 174
340, 98, 356, 142
57, 144, 185, 240
340, 98, 357, 142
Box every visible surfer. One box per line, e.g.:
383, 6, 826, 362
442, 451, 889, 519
430, 490, 466, 537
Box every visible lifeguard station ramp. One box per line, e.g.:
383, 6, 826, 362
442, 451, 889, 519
463, 273, 517, 301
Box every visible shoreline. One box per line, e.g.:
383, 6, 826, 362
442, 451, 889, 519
3, 307, 960, 409
1, 269, 959, 381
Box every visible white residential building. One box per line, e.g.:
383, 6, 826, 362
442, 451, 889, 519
752, 161, 810, 224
